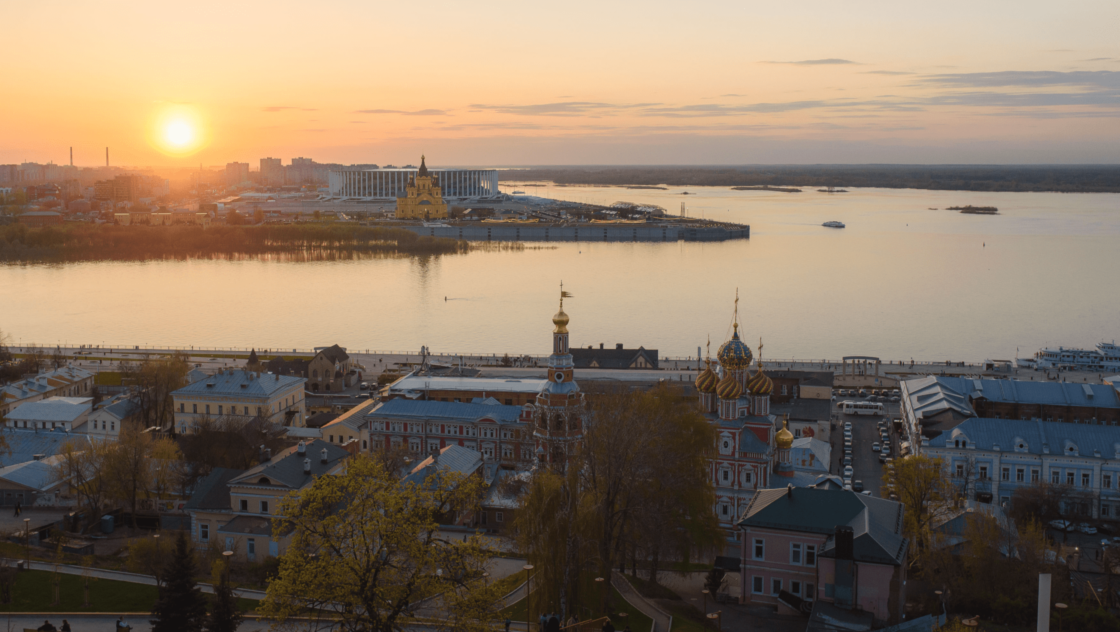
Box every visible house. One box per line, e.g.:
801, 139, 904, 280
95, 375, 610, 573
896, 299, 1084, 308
570, 343, 659, 369
0, 429, 91, 468
738, 483, 909, 625
403, 444, 485, 527
307, 345, 357, 393
0, 366, 95, 418
931, 501, 1017, 556
172, 369, 307, 431
478, 467, 529, 534
4, 397, 92, 431
0, 456, 70, 507
321, 399, 378, 448
185, 440, 350, 561
86, 394, 139, 439
17, 211, 63, 227
364, 398, 534, 465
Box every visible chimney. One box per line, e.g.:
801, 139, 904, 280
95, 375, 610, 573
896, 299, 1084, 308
616, 343, 623, 350
297, 441, 306, 455
259, 444, 268, 461
320, 448, 328, 464
599, 343, 604, 349
265, 448, 271, 460
787, 483, 793, 498
834, 525, 855, 609
303, 458, 311, 474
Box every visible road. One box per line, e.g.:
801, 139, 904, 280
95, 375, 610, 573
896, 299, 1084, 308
829, 398, 902, 498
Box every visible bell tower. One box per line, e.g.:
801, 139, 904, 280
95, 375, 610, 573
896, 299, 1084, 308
533, 283, 585, 468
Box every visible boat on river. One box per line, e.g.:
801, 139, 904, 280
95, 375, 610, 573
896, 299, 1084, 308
1017, 341, 1120, 371
822, 221, 845, 228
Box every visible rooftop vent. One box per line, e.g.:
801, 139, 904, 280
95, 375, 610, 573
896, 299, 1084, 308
616, 343, 623, 350
297, 441, 306, 455
320, 448, 328, 464
303, 458, 311, 474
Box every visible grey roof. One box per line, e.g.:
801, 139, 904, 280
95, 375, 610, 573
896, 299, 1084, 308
904, 376, 975, 420
229, 440, 349, 490
186, 368, 209, 384
173, 369, 304, 399
739, 486, 907, 566
315, 344, 350, 364
367, 398, 525, 424
0, 429, 92, 468
322, 399, 378, 433
184, 468, 243, 512
791, 437, 831, 472
387, 375, 546, 396
482, 468, 531, 509
906, 376, 1120, 419
771, 399, 832, 422
0, 367, 93, 405
7, 398, 90, 423
403, 444, 483, 487
570, 346, 659, 369
926, 417, 1120, 458
0, 458, 64, 491
739, 428, 771, 455
217, 515, 274, 537
266, 358, 309, 378
96, 397, 139, 421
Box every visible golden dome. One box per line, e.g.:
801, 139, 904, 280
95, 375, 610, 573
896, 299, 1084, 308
715, 371, 743, 400
717, 324, 753, 371
553, 307, 569, 334
748, 366, 773, 396
695, 360, 718, 394
776, 417, 794, 450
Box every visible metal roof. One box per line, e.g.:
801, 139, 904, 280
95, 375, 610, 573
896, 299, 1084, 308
229, 439, 349, 490
7, 398, 90, 423
388, 375, 547, 396
403, 444, 484, 487
184, 468, 243, 511
926, 417, 1120, 458
367, 398, 525, 424
0, 429, 91, 467
0, 457, 65, 491
173, 369, 304, 399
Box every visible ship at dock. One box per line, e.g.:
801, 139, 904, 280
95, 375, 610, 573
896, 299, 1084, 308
1016, 341, 1120, 371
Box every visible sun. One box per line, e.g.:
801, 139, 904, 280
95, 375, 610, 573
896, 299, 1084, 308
165, 120, 194, 148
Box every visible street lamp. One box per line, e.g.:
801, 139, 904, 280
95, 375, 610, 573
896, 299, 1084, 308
1055, 603, 1068, 632
595, 577, 606, 616
222, 550, 233, 582
524, 564, 535, 632
706, 611, 722, 632
701, 589, 709, 615
24, 518, 30, 569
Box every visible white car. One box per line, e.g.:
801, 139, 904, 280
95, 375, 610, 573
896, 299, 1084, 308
1079, 523, 1098, 535
872, 442, 881, 452
843, 465, 854, 478
1049, 520, 1073, 531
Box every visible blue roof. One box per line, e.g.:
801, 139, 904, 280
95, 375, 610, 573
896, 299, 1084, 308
403, 444, 483, 487
931, 376, 1119, 409
0, 429, 91, 467
927, 417, 1120, 457
173, 369, 304, 399
368, 398, 524, 424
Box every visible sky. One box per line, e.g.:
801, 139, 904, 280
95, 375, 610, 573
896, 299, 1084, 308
2, 0, 1119, 166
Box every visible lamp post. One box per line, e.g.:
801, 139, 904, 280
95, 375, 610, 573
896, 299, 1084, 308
595, 577, 606, 616
524, 564, 535, 632
706, 611, 722, 632
1055, 603, 1068, 632
701, 589, 709, 616
223, 550, 233, 583
24, 518, 30, 569
934, 590, 945, 623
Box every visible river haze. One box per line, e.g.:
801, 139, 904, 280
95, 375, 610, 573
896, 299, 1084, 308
3, 185, 1118, 361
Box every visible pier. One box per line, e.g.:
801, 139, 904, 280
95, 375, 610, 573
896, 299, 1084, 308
396, 222, 749, 242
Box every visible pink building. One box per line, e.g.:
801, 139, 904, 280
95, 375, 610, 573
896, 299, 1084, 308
738, 484, 909, 625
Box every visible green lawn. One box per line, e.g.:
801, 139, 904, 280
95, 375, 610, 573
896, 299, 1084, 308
0, 570, 258, 613
617, 574, 715, 632
491, 569, 528, 599
501, 573, 653, 632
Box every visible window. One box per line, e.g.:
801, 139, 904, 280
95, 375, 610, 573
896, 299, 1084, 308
180, 404, 184, 413
1106, 475, 1113, 489
257, 406, 262, 416
247, 539, 256, 556
771, 578, 782, 596
979, 466, 988, 480
721, 504, 729, 517
363, 440, 368, 450
244, 406, 249, 415
496, 512, 504, 523
260, 501, 269, 514
722, 470, 730, 483
955, 464, 964, 477
1001, 467, 1009, 481
502, 446, 513, 459
206, 405, 211, 414
1083, 473, 1091, 487
744, 471, 753, 484
753, 539, 765, 560
1031, 469, 1040, 483
805, 584, 815, 600
329, 435, 334, 443
218, 405, 223, 415
240, 499, 248, 511
752, 577, 764, 594
1067, 472, 1075, 485
110, 421, 115, 431
200, 523, 209, 542
791, 543, 802, 565
1016, 468, 1025, 482
192, 404, 197, 414
806, 544, 816, 566
1052, 471, 1061, 484
791, 580, 802, 596
1104, 504, 1112, 518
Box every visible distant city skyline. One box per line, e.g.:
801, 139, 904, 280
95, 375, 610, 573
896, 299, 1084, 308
3, 0, 1119, 166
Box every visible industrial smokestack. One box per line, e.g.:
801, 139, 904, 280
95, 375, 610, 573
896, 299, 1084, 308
70, 147, 73, 167
105, 147, 109, 167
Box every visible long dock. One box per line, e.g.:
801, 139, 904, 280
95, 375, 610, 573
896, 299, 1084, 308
397, 222, 749, 242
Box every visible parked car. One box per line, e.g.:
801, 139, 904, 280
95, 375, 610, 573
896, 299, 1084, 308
872, 442, 881, 452
843, 456, 853, 466
1079, 523, 1098, 535
1102, 539, 1113, 548
843, 465, 854, 478
853, 480, 864, 492
360, 381, 369, 390
1045, 520, 1070, 531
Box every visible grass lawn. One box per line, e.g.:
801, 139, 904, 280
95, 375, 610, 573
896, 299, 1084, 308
94, 371, 122, 386
621, 574, 715, 632
501, 572, 653, 632
0, 570, 258, 613
491, 569, 528, 599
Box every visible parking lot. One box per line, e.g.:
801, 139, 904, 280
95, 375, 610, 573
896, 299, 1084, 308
829, 389, 903, 498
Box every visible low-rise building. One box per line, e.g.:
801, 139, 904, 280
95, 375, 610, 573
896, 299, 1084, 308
924, 417, 1120, 516
738, 484, 908, 625
0, 429, 91, 468
308, 344, 357, 393
570, 343, 659, 369
172, 369, 306, 432
4, 397, 92, 431
382, 375, 547, 406
321, 399, 378, 448
86, 394, 139, 439
0, 366, 94, 418
17, 211, 63, 227
185, 440, 350, 561
0, 456, 69, 507
364, 398, 534, 465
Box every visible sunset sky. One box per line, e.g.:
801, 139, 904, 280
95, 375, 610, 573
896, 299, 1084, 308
3, 0, 1119, 166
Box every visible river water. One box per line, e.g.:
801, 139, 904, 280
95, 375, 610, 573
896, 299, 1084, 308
3, 184, 1118, 361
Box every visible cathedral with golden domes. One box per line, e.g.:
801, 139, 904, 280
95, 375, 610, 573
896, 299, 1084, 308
395, 155, 448, 220
698, 293, 833, 540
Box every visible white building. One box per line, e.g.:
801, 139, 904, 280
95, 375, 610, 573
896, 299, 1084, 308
329, 168, 500, 200
5, 397, 92, 431
172, 369, 307, 432
0, 366, 95, 418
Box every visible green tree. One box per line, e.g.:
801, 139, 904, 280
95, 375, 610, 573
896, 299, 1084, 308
259, 455, 501, 632
150, 532, 208, 632
205, 574, 243, 632
883, 454, 956, 567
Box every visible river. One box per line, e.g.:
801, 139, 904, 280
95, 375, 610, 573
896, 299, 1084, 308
3, 185, 1118, 361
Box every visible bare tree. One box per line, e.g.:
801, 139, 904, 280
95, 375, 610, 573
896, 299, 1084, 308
121, 353, 190, 432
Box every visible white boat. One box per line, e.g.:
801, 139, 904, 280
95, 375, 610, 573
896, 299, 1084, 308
822, 221, 845, 228
1030, 341, 1120, 371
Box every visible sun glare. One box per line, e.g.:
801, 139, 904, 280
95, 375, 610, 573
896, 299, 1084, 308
166, 120, 193, 147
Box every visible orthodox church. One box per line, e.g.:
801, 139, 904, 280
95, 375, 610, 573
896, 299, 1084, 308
395, 155, 448, 220
696, 295, 834, 542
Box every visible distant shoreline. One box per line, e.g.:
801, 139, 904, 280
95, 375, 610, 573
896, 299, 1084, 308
499, 165, 1120, 193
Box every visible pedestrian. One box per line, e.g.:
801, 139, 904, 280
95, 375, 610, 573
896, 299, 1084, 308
602, 619, 615, 632
14, 500, 20, 517
37, 621, 56, 632
60, 621, 71, 632
505, 619, 512, 632
540, 613, 547, 632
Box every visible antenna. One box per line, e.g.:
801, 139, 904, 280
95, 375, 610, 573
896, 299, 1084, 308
70, 147, 73, 167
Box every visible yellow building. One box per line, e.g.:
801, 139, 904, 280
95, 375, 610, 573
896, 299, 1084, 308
395, 155, 447, 220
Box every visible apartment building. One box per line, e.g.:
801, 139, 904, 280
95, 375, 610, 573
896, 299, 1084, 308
171, 369, 307, 431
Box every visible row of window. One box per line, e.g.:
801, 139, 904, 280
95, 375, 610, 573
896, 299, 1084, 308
387, 437, 517, 459
197, 524, 273, 560
238, 499, 269, 514
957, 462, 1113, 489
752, 539, 817, 566
751, 576, 815, 600
374, 422, 518, 440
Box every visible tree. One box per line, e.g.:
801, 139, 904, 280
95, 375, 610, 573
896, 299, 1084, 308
206, 573, 243, 632
177, 415, 287, 484
127, 536, 170, 587
105, 426, 183, 527
121, 353, 189, 431
252, 207, 264, 224
883, 454, 956, 567
259, 455, 501, 632
150, 531, 208, 632
53, 439, 113, 524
